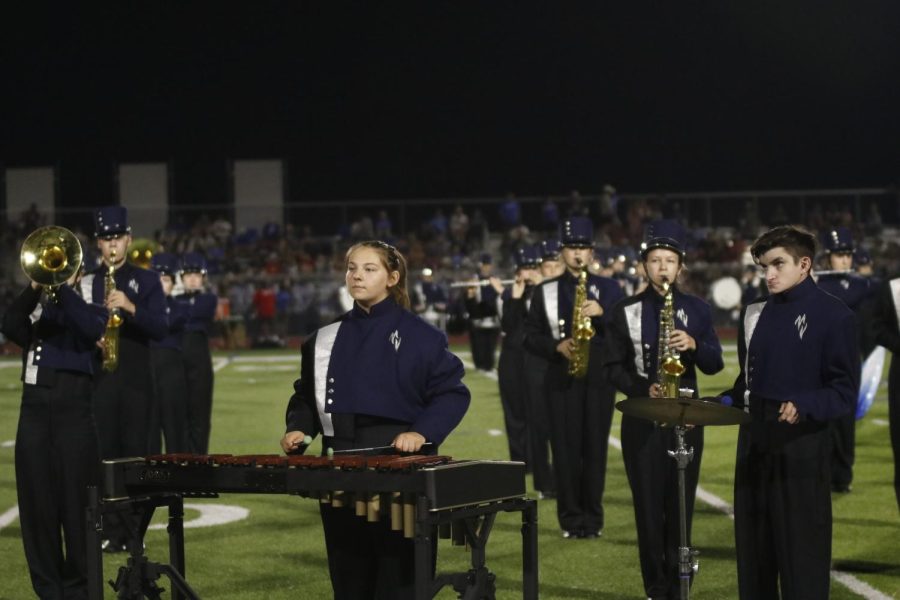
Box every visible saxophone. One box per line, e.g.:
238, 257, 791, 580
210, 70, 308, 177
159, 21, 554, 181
657, 280, 685, 398
567, 263, 595, 378
101, 250, 123, 372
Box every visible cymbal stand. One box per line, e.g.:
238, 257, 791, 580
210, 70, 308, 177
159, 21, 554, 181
667, 424, 698, 600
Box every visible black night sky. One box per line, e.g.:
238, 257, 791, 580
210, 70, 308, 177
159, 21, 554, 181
4, 3, 900, 204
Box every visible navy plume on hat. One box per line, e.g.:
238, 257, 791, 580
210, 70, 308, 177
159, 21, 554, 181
514, 245, 541, 269
560, 216, 594, 248
94, 206, 130, 238
180, 252, 208, 274
151, 252, 178, 276
640, 219, 686, 258
540, 238, 562, 259
824, 226, 854, 253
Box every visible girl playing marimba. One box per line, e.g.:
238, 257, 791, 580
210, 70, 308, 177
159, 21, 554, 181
280, 240, 470, 600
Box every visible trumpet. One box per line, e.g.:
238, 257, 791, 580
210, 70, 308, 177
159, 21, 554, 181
448, 279, 516, 288
20, 226, 83, 302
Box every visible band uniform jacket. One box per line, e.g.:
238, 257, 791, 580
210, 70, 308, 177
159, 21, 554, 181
466, 278, 501, 329
178, 290, 218, 335
81, 262, 168, 347
818, 272, 875, 354
285, 297, 470, 447
727, 276, 859, 422
601, 286, 724, 399
523, 271, 625, 387
152, 296, 189, 350
2, 285, 108, 386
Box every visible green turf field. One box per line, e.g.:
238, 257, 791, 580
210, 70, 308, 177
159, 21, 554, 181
0, 345, 898, 599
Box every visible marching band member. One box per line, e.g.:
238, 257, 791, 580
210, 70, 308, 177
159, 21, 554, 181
601, 220, 724, 599
724, 225, 859, 600
539, 238, 566, 279
869, 273, 900, 513
411, 267, 449, 331
517, 238, 568, 500
523, 217, 624, 538
497, 245, 543, 465
466, 252, 501, 371
280, 240, 470, 600
816, 226, 872, 493
2, 262, 107, 600
177, 252, 218, 454
83, 206, 167, 553
148, 252, 191, 453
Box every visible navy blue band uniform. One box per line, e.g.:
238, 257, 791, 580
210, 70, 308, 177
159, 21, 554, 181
466, 270, 501, 371
82, 260, 168, 458
817, 268, 873, 492
869, 276, 900, 513
726, 275, 860, 600
149, 285, 192, 454
601, 285, 723, 599
1, 283, 107, 599
523, 268, 625, 537
177, 287, 218, 454
284, 296, 470, 599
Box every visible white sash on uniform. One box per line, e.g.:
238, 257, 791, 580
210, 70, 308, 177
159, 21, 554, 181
314, 322, 342, 436
542, 281, 561, 340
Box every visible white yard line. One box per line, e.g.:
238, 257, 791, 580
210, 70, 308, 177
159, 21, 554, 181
0, 506, 19, 532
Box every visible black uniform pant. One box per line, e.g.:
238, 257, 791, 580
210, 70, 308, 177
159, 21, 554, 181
93, 342, 153, 458
734, 413, 832, 600
149, 347, 190, 454
16, 372, 99, 600
889, 359, 900, 512
318, 417, 435, 600
622, 415, 703, 599
93, 341, 154, 545
469, 327, 498, 371
497, 344, 528, 463
183, 331, 214, 454
548, 378, 616, 533
829, 412, 855, 488
524, 355, 554, 494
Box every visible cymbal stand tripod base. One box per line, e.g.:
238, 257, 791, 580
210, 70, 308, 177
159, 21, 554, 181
667, 425, 699, 600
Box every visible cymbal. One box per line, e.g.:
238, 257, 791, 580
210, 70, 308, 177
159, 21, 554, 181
616, 396, 751, 426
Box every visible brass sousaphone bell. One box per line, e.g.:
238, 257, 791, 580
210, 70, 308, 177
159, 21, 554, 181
20, 226, 84, 300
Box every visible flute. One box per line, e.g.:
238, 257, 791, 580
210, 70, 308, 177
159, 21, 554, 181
448, 279, 517, 288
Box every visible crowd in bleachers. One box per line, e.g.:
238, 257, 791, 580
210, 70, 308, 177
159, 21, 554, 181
2, 189, 900, 347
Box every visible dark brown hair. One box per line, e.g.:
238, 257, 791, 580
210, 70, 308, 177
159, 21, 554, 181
750, 225, 817, 262
345, 240, 411, 309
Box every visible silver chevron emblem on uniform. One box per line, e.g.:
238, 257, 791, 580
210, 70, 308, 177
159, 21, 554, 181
389, 330, 401, 351
794, 314, 808, 340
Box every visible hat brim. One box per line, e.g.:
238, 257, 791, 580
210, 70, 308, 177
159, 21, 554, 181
640, 241, 684, 258
95, 227, 131, 239
561, 242, 594, 249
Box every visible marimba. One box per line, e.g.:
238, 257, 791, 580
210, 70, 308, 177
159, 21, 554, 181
87, 453, 537, 600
